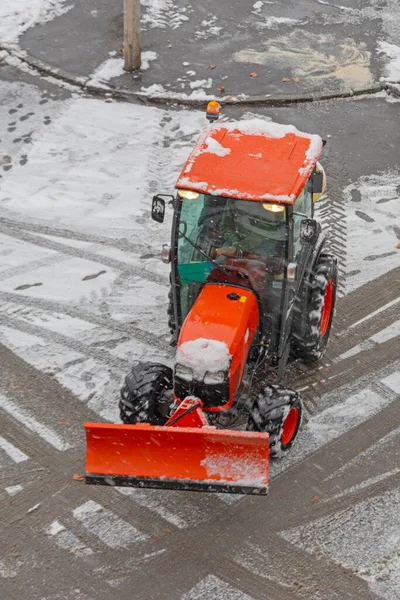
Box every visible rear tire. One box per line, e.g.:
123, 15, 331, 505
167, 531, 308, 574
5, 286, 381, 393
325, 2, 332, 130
247, 385, 302, 459
291, 253, 337, 363
119, 362, 174, 425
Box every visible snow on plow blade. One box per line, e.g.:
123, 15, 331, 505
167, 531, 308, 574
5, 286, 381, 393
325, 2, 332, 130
84, 422, 269, 495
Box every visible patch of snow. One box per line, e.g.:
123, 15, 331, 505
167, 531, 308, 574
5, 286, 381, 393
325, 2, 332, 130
202, 136, 231, 157
90, 58, 125, 84
176, 338, 231, 379
189, 78, 212, 90
344, 169, 400, 292
141, 0, 189, 30
258, 16, 299, 29
92, 52, 158, 81
200, 452, 267, 486
0, 0, 73, 48
378, 42, 400, 82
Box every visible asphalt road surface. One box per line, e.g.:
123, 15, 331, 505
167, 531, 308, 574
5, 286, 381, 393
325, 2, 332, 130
1, 64, 399, 600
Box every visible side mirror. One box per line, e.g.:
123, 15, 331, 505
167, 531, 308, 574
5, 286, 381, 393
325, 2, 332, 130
311, 171, 324, 194
151, 194, 174, 223
151, 196, 165, 223
300, 218, 319, 246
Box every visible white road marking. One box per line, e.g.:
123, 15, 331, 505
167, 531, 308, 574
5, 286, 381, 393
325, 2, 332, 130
116, 487, 213, 529
338, 320, 399, 361
0, 435, 29, 463
349, 297, 400, 329
116, 487, 189, 529
280, 489, 400, 600
182, 575, 255, 600
0, 393, 72, 451
72, 500, 147, 548
271, 387, 397, 478
5, 484, 23, 496
380, 371, 400, 394
46, 520, 94, 557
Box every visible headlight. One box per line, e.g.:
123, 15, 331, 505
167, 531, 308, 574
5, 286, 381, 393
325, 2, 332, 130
175, 364, 193, 381
203, 371, 226, 385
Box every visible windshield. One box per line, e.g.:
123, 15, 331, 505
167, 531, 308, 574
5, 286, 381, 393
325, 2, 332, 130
176, 193, 288, 322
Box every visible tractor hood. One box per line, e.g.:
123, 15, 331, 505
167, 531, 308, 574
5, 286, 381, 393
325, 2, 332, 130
176, 284, 259, 408
178, 284, 259, 356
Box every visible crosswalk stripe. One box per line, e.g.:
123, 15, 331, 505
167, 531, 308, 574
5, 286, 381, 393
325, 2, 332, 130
0, 393, 72, 451
182, 574, 255, 600
72, 500, 147, 548
0, 435, 29, 463
5, 484, 24, 496
380, 371, 400, 394
46, 520, 94, 557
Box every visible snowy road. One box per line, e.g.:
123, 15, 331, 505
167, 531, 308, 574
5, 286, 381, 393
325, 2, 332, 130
1, 64, 399, 600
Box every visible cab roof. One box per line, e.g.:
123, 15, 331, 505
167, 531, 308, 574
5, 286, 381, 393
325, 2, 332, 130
175, 119, 323, 204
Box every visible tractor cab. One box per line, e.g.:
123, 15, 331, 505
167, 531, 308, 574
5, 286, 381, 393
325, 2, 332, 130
152, 115, 327, 362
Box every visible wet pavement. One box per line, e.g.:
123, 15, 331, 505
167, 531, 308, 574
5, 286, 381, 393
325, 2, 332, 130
14, 0, 400, 100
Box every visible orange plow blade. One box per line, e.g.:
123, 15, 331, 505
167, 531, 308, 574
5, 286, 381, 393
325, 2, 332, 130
84, 422, 269, 495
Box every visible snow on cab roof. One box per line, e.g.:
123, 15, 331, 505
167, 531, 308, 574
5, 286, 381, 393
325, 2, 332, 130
175, 119, 323, 204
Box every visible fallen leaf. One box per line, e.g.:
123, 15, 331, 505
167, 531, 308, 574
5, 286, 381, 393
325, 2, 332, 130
105, 99, 113, 103
313, 495, 321, 503
250, 72, 258, 78
208, 64, 216, 69
292, 76, 301, 83
58, 416, 70, 425
120, 48, 125, 56
8, 383, 23, 390
218, 85, 225, 92
397, 243, 400, 249
73, 473, 85, 481
281, 77, 291, 83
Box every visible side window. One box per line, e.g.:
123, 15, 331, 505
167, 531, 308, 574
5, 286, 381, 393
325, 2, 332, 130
293, 184, 312, 260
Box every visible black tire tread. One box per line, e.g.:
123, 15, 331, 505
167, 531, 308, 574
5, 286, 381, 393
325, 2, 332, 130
291, 253, 337, 363
247, 385, 302, 458
119, 362, 174, 425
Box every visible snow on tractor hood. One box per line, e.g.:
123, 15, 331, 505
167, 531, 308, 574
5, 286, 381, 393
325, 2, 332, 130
176, 118, 323, 204
176, 338, 231, 380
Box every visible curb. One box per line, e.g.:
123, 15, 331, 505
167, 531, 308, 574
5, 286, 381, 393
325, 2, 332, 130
1, 46, 393, 108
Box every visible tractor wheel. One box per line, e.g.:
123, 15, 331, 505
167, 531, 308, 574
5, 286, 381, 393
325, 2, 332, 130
247, 385, 302, 459
167, 285, 176, 336
291, 253, 337, 363
119, 362, 174, 425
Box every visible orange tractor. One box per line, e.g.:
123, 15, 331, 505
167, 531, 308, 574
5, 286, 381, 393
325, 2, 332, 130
85, 106, 337, 495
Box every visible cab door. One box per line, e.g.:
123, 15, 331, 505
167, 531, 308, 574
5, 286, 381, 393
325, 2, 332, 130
278, 183, 313, 359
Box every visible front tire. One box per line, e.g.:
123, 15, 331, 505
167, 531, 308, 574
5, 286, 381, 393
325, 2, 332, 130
247, 385, 302, 458
291, 253, 337, 363
119, 362, 174, 425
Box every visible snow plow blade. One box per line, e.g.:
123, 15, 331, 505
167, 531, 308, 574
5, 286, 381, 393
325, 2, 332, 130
84, 422, 269, 495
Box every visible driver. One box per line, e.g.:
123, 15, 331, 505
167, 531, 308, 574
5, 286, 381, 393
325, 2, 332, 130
215, 199, 286, 259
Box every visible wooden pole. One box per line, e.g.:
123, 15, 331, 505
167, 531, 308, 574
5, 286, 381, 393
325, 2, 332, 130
124, 0, 141, 71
